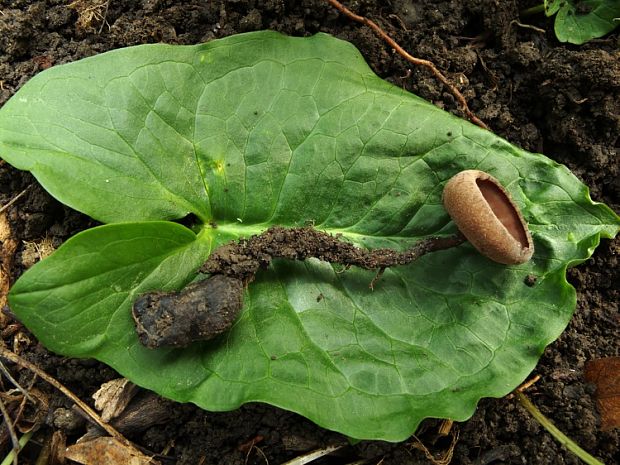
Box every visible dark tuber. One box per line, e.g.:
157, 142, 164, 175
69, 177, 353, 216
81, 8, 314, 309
132, 275, 243, 349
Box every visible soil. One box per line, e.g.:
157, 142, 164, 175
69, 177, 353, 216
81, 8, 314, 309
0, 1, 618, 464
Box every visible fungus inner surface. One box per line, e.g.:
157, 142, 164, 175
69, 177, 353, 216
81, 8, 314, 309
476, 179, 529, 248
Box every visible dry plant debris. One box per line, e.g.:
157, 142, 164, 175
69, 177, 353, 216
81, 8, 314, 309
64, 437, 158, 465
585, 357, 620, 431
68, 0, 110, 33
0, 346, 141, 457
0, 213, 17, 314
20, 235, 55, 268
92, 378, 140, 423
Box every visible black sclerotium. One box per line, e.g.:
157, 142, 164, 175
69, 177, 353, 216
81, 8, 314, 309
132, 226, 465, 349
132, 275, 243, 349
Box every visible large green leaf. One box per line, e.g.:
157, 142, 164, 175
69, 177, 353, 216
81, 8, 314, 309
1, 31, 618, 441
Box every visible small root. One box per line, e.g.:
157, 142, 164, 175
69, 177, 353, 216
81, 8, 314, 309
410, 427, 459, 465
326, 0, 489, 130
68, 0, 110, 33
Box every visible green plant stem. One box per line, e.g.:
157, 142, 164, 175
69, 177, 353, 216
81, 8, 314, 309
516, 392, 605, 465
0, 431, 33, 465
521, 4, 545, 17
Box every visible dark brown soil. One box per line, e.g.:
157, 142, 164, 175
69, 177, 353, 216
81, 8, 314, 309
1, 1, 618, 464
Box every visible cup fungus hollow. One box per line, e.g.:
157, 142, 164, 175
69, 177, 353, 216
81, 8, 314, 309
442, 170, 534, 264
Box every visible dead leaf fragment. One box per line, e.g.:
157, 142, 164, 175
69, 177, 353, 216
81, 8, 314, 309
36, 430, 67, 465
92, 378, 139, 422
21, 236, 55, 268
68, 0, 110, 32
0, 212, 18, 312
64, 437, 159, 465
585, 356, 620, 431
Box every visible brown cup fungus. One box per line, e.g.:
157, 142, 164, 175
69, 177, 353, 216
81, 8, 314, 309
442, 170, 534, 264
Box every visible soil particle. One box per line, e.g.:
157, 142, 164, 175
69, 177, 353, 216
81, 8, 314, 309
0, 1, 618, 464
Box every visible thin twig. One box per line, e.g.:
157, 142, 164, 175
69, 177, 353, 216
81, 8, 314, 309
0, 359, 36, 404
98, 0, 110, 34
326, 0, 489, 130
0, 184, 33, 214
0, 395, 20, 465
516, 374, 541, 393
281, 444, 344, 465
11, 374, 40, 439
0, 346, 137, 452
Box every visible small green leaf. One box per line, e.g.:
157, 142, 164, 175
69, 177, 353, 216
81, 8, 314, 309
8, 222, 212, 355
545, 0, 620, 44
2, 32, 619, 440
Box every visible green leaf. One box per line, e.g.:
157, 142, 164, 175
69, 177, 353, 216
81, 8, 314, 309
545, 0, 620, 44
2, 31, 619, 441
8, 222, 212, 355
545, 0, 564, 16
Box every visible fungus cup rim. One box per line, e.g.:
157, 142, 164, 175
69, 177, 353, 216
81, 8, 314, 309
442, 169, 534, 265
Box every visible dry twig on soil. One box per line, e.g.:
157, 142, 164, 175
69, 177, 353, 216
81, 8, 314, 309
0, 393, 20, 465
0, 346, 138, 453
326, 0, 489, 130
0, 185, 32, 215
68, 0, 110, 33
410, 426, 459, 465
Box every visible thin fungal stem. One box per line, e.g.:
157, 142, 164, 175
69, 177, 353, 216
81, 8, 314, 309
326, 0, 489, 130
137, 227, 465, 348
202, 226, 466, 284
